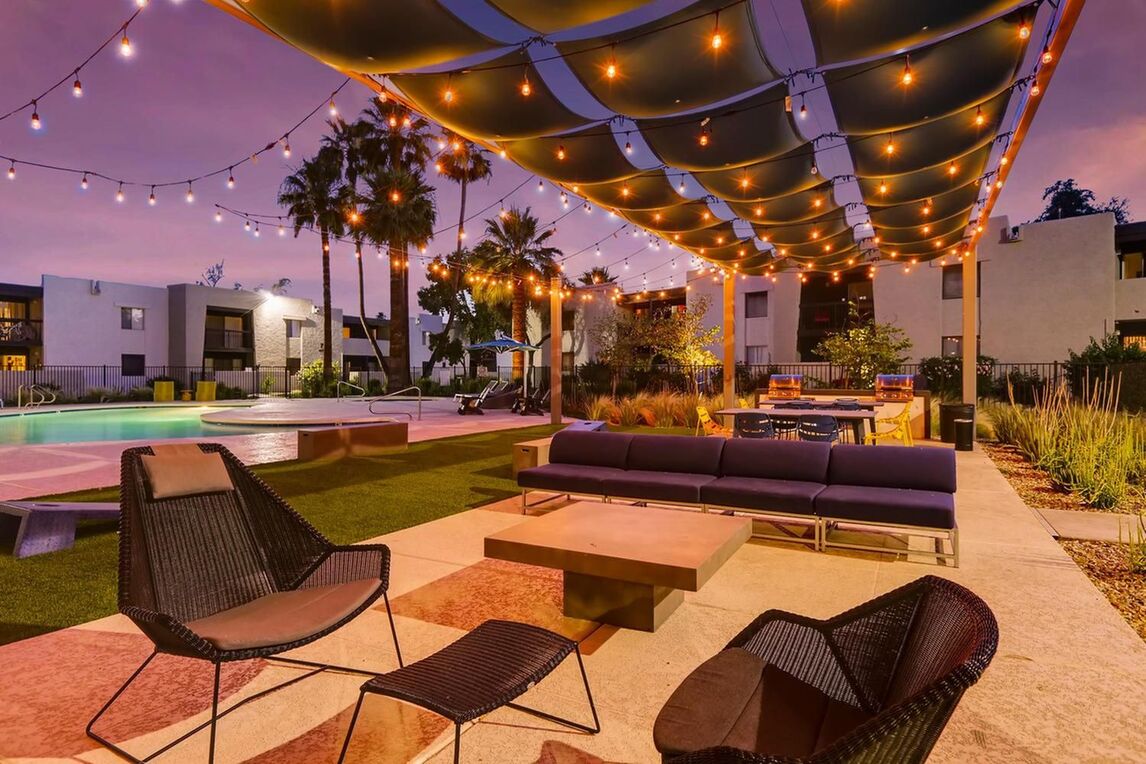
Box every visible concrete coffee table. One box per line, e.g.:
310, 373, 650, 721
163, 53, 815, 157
484, 501, 752, 631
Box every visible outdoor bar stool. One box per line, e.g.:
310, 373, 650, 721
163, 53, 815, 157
734, 413, 775, 439
339, 619, 599, 763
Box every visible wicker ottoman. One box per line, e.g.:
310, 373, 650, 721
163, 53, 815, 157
338, 620, 599, 763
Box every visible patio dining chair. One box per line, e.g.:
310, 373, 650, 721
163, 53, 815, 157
696, 406, 733, 438
88, 443, 403, 764
864, 405, 914, 446
734, 413, 774, 439
655, 576, 998, 763
797, 415, 840, 443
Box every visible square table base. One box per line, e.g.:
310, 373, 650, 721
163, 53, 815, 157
563, 571, 685, 632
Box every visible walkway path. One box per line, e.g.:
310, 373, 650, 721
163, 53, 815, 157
1037, 507, 1140, 543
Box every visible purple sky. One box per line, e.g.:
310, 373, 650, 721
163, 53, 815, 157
0, 1, 1141, 313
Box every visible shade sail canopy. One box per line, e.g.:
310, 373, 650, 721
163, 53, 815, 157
210, 0, 1063, 274
557, 0, 779, 118
466, 333, 540, 352
802, 0, 1021, 65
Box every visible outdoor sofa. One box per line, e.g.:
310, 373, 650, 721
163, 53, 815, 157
517, 431, 958, 566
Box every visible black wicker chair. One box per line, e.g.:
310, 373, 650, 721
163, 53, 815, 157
655, 576, 998, 764
87, 443, 403, 763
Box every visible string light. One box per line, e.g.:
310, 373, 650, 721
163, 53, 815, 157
253, 224, 260, 238
520, 72, 531, 97
80, 173, 88, 190
1030, 81, 1041, 97
537, 179, 544, 192
556, 144, 566, 160
443, 75, 455, 104
72, 74, 83, 98
227, 168, 235, 189
901, 55, 913, 86
120, 29, 133, 58
624, 139, 633, 155
148, 186, 156, 206
30, 102, 41, 130
278, 224, 286, 237
885, 136, 895, 155
215, 210, 223, 223
974, 106, 985, 126
678, 178, 686, 194
1019, 23, 1031, 40
698, 125, 710, 147
116, 182, 124, 202
282, 136, 291, 158
711, 11, 723, 49
1041, 45, 1053, 65
328, 98, 338, 117
185, 182, 194, 203
799, 98, 807, 119
606, 45, 618, 80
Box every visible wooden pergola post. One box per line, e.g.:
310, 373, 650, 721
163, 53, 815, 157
961, 248, 978, 412
550, 276, 562, 425
723, 274, 736, 412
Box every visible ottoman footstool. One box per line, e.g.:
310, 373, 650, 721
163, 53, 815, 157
338, 620, 599, 763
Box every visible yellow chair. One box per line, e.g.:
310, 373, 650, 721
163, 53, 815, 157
738, 397, 750, 409
696, 406, 733, 438
864, 404, 914, 446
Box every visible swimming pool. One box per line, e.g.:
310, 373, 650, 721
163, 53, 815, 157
0, 406, 273, 446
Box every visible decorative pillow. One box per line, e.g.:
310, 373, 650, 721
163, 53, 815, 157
141, 449, 235, 499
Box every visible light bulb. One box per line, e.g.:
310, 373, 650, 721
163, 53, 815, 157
390, 190, 400, 203
1042, 46, 1053, 65
282, 138, 291, 158
389, 115, 398, 128
537, 179, 544, 192
443, 87, 454, 103
678, 179, 686, 193
625, 140, 633, 155
885, 137, 895, 155
901, 57, 913, 86
1030, 82, 1041, 96
799, 102, 807, 119
520, 76, 531, 97
1000, 155, 1009, 166
215, 210, 223, 223
1019, 23, 1030, 40
135, 0, 147, 7
30, 103, 41, 130
73, 75, 83, 97
254, 225, 260, 238
878, 181, 888, 195
698, 128, 710, 147
120, 32, 133, 58
402, 116, 411, 127
80, 173, 88, 190
328, 98, 338, 117
606, 61, 617, 79
148, 187, 156, 206
278, 224, 285, 237
596, 247, 601, 257
116, 183, 124, 202
186, 183, 194, 203
244, 220, 251, 232
975, 106, 985, 126
621, 184, 630, 198
227, 169, 235, 189
947, 162, 957, 176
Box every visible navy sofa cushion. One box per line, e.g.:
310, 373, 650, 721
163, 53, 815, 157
701, 477, 824, 516
517, 464, 623, 495
549, 430, 634, 469
719, 439, 831, 483
626, 434, 725, 475
815, 485, 956, 529
828, 444, 956, 493
604, 471, 717, 504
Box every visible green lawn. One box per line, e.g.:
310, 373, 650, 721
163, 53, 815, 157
1, 424, 575, 645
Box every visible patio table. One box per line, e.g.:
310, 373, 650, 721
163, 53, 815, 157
716, 407, 878, 443
484, 501, 751, 632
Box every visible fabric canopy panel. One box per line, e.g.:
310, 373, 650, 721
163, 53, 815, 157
867, 181, 981, 229
876, 211, 971, 246
848, 90, 1012, 178
802, 0, 1023, 65
672, 221, 742, 250
500, 126, 639, 184
622, 203, 725, 233
824, 10, 1031, 135
557, 0, 779, 118
857, 141, 994, 206
756, 208, 851, 246
487, 0, 656, 34
692, 144, 822, 202
637, 85, 802, 171
776, 228, 856, 259
882, 231, 970, 257
230, 0, 503, 72
725, 182, 838, 224
392, 53, 590, 140
579, 171, 685, 210
690, 238, 764, 262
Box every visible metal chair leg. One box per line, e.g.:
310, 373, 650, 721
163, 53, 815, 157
575, 645, 601, 734
383, 591, 403, 667
337, 690, 367, 764
504, 646, 600, 734
207, 662, 221, 764
86, 651, 158, 761
453, 722, 462, 764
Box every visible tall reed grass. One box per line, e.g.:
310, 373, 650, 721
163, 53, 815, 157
578, 392, 724, 431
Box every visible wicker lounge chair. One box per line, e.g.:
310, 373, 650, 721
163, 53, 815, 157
87, 443, 403, 764
654, 576, 997, 763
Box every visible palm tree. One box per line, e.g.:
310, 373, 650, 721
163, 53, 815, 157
277, 145, 348, 385
431, 140, 493, 367
324, 117, 388, 374
361, 167, 437, 389
363, 101, 434, 171
578, 266, 617, 286
473, 206, 561, 382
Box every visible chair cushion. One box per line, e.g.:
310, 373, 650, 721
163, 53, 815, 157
141, 449, 234, 499
548, 430, 634, 469
517, 464, 623, 495
828, 444, 956, 493
701, 477, 824, 515
603, 470, 716, 504
654, 649, 873, 759
816, 485, 956, 529
719, 438, 831, 483
186, 578, 382, 651
626, 434, 725, 475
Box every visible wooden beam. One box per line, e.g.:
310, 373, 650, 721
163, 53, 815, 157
723, 275, 736, 411
961, 248, 978, 409
550, 277, 563, 425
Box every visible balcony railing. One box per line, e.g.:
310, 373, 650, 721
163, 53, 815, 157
797, 302, 874, 335
203, 328, 252, 350
0, 317, 42, 345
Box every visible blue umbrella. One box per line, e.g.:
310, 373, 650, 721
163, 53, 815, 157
465, 333, 541, 396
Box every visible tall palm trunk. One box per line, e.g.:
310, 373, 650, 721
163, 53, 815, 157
320, 229, 333, 385
430, 176, 468, 368
389, 241, 412, 389
355, 235, 388, 376
511, 278, 527, 382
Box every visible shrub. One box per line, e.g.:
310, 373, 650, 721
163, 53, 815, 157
917, 355, 998, 401
127, 385, 153, 401
297, 360, 341, 398
585, 395, 619, 423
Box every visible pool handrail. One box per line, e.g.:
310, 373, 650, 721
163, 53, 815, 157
368, 385, 423, 421
336, 380, 366, 399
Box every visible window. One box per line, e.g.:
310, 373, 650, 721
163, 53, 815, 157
562, 351, 575, 374
286, 357, 301, 374
285, 319, 301, 338
120, 307, 145, 331
422, 331, 432, 347
942, 264, 981, 300
744, 291, 769, 318
342, 325, 351, 339
121, 353, 145, 376
0, 354, 27, 371
0, 301, 27, 320
1121, 252, 1146, 279
745, 345, 769, 365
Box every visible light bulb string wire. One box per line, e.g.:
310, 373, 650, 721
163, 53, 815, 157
0, 7, 146, 124
0, 78, 352, 189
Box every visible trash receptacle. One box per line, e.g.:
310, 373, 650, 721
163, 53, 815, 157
954, 418, 975, 451
152, 380, 174, 402
939, 403, 975, 443
195, 380, 217, 402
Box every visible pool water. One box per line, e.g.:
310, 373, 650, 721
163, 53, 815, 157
0, 406, 274, 445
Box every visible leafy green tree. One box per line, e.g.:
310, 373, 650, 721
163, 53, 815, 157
1036, 178, 1131, 224
471, 206, 561, 381
588, 309, 657, 396
361, 167, 437, 389
814, 304, 912, 389
578, 266, 617, 285
649, 295, 721, 394
277, 145, 349, 384
432, 140, 493, 366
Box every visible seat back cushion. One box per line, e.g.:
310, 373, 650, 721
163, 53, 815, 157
720, 439, 831, 483
626, 433, 725, 475
548, 430, 634, 469
828, 444, 956, 493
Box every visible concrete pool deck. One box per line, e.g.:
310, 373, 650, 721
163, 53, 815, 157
0, 398, 559, 500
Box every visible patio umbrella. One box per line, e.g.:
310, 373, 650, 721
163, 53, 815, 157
465, 333, 540, 396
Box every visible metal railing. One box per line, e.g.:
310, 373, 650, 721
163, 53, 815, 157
0, 317, 41, 344
17, 384, 57, 408
368, 385, 423, 421
336, 380, 366, 399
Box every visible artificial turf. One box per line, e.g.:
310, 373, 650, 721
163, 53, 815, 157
0, 423, 576, 645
